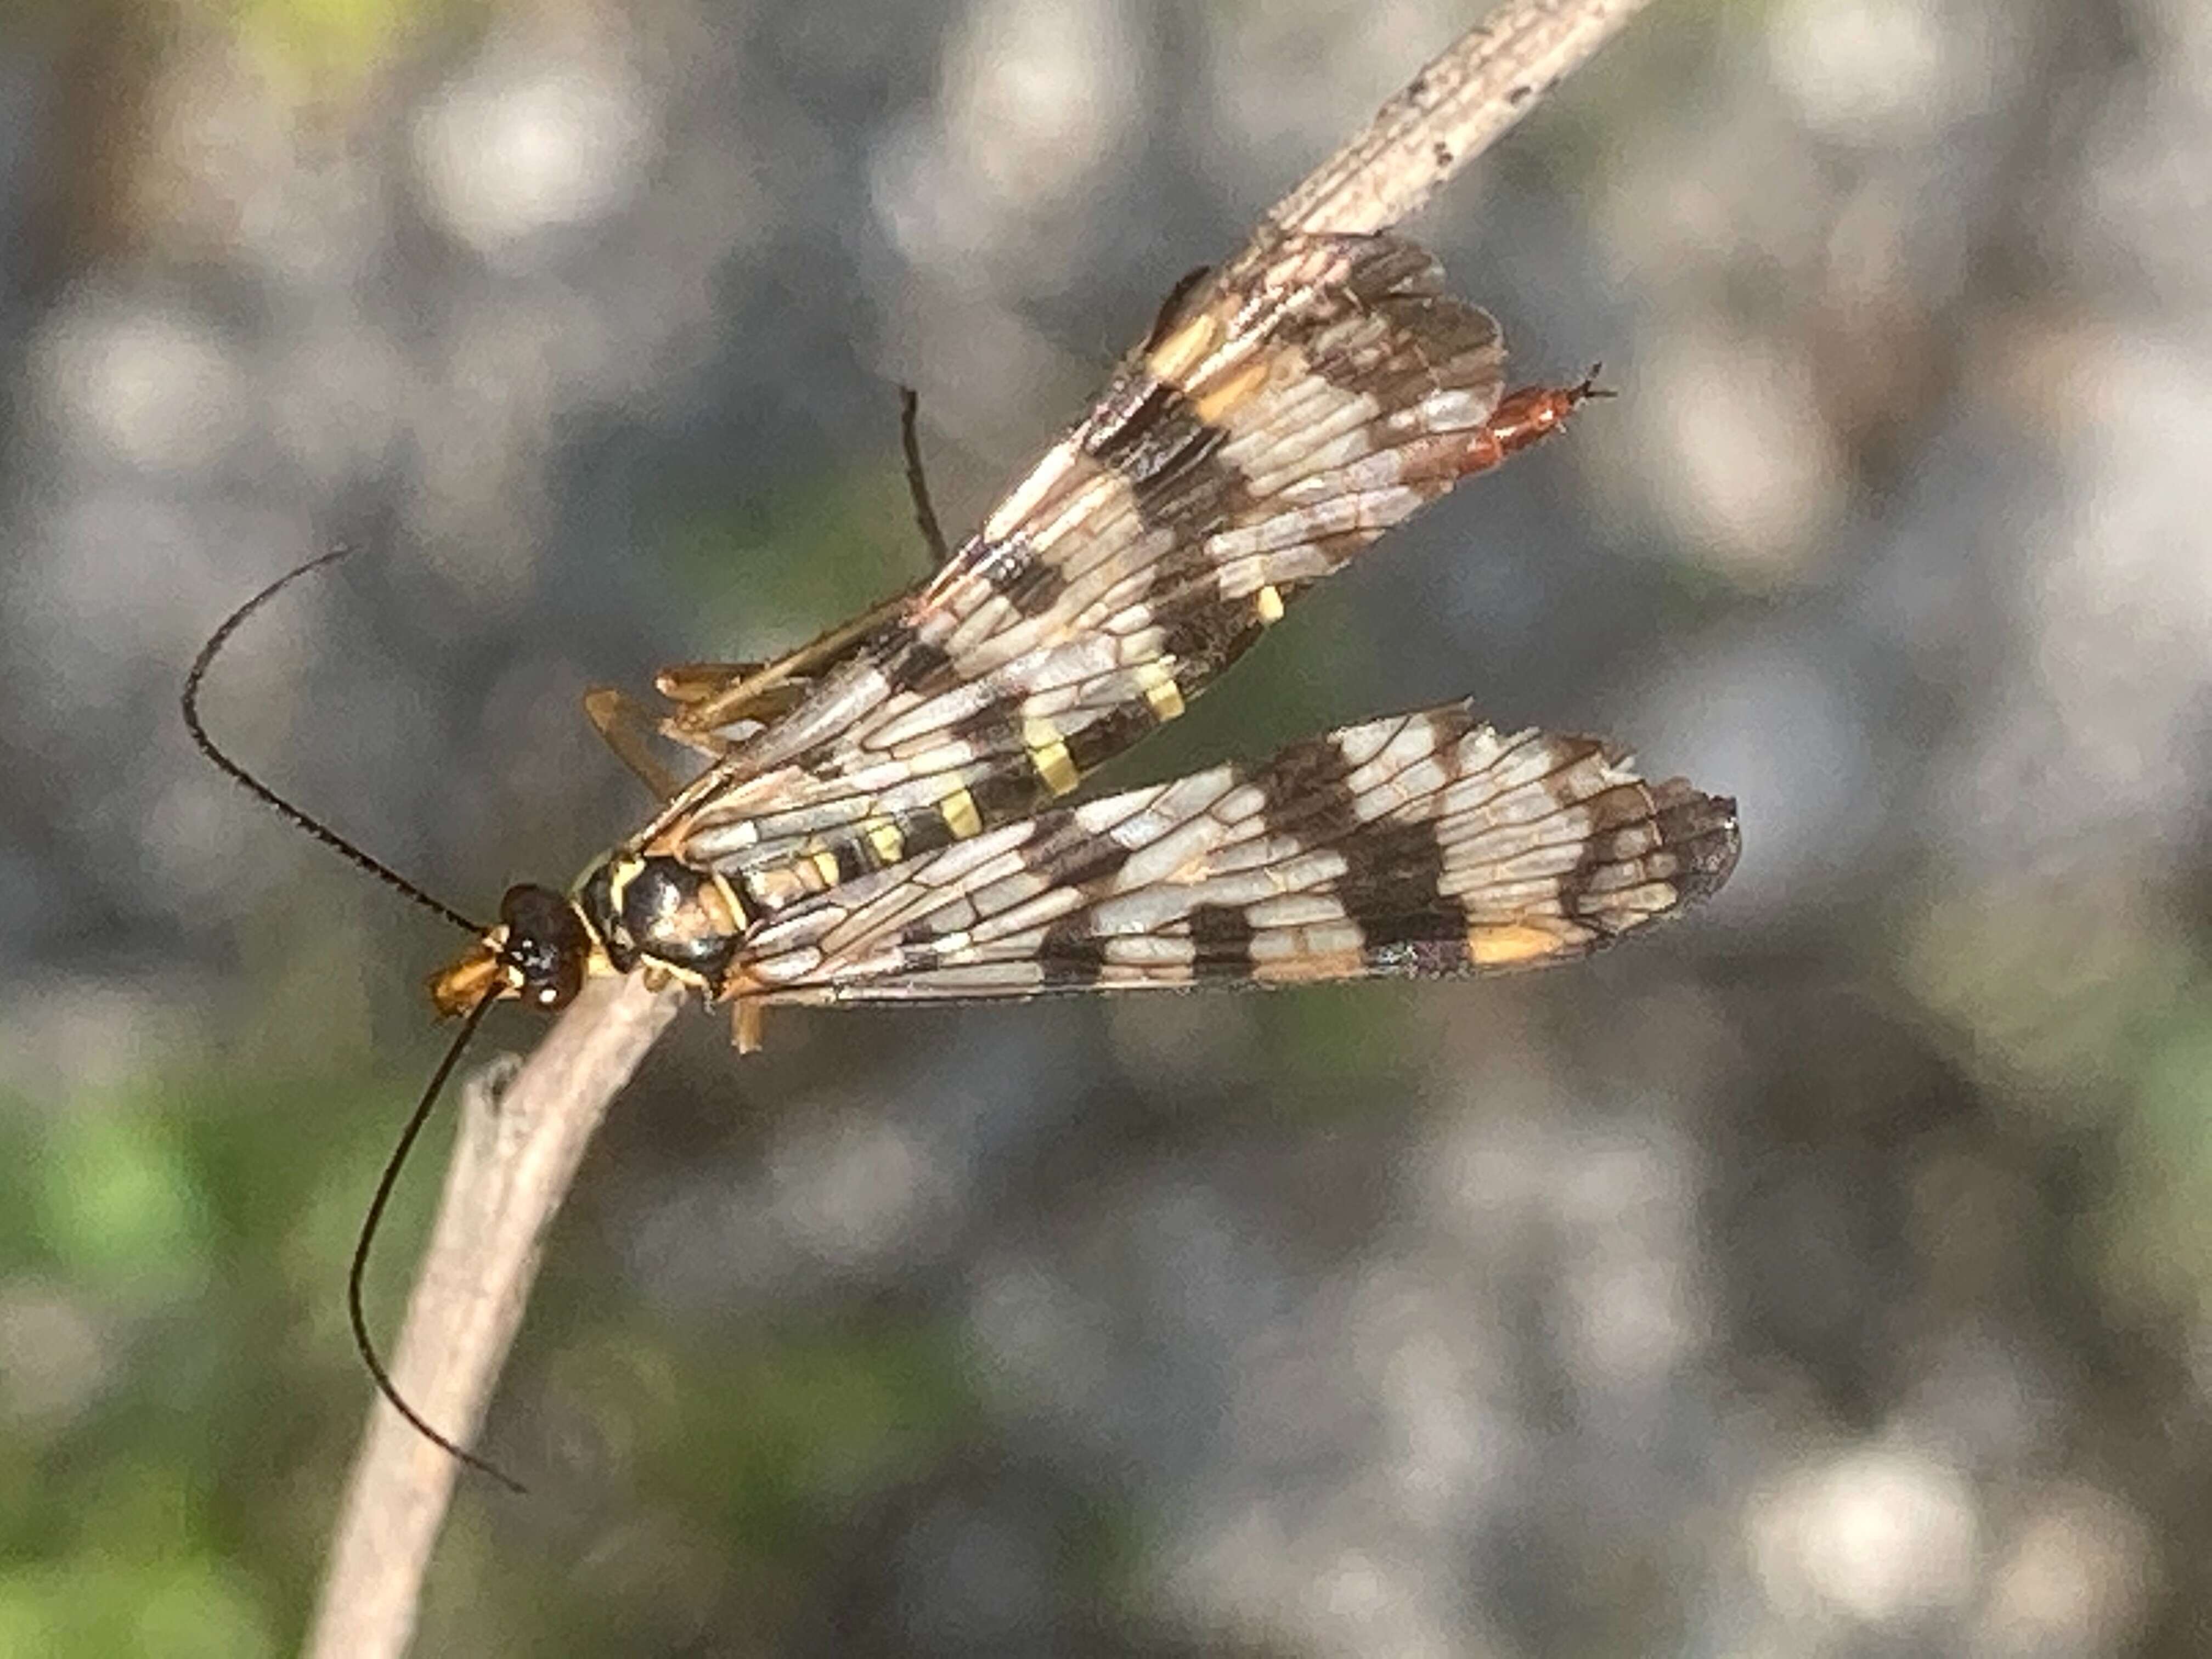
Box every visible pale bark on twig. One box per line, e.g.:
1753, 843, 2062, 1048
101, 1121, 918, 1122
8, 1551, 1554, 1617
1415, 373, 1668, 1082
305, 974, 681, 1659
305, 2, 1658, 1652
1259, 0, 1654, 241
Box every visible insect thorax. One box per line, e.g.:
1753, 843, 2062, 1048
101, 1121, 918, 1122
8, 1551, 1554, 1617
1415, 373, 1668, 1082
575, 854, 747, 989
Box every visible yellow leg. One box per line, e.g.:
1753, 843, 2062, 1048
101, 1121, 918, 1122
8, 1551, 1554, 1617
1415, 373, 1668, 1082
582, 686, 690, 800
730, 999, 766, 1053
653, 661, 765, 704
668, 590, 909, 736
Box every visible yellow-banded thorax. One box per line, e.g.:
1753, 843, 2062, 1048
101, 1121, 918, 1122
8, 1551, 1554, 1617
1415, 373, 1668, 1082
426, 854, 750, 1016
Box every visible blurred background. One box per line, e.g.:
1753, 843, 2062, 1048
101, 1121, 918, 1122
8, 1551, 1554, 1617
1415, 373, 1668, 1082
3, 0, 2210, 1652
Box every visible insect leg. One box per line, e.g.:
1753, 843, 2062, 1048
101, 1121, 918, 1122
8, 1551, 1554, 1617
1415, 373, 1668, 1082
898, 385, 952, 569
665, 590, 908, 738
583, 687, 693, 799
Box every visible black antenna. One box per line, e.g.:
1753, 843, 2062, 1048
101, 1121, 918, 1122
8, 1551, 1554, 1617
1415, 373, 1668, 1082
349, 995, 527, 1495
182, 549, 485, 938
189, 551, 524, 1485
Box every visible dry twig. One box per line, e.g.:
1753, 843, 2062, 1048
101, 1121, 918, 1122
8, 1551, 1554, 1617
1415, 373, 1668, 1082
306, 974, 681, 1658
1261, 0, 1653, 240
305, 2, 1658, 1652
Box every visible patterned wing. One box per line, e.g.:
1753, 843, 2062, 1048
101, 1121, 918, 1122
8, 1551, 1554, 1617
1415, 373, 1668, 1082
723, 701, 1740, 1004
647, 233, 1514, 900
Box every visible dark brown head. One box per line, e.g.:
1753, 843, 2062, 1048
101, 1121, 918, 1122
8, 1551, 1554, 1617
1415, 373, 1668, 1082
426, 883, 596, 1017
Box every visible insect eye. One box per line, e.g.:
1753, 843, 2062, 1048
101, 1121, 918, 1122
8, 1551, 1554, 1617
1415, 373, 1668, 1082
497, 884, 590, 1009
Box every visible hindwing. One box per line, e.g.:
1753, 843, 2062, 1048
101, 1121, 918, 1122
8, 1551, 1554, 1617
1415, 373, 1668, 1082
721, 701, 1739, 1003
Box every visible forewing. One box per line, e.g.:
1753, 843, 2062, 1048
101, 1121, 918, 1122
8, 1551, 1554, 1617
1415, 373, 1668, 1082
727, 701, 1740, 1004
662, 233, 1508, 882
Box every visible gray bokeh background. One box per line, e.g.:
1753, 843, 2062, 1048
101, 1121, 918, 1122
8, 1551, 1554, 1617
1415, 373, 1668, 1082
4, 0, 2210, 1652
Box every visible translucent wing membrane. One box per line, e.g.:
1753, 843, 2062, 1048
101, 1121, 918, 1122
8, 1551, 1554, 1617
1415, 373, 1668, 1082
423, 232, 1722, 1034
725, 700, 1739, 1004
646, 233, 1513, 891
193, 202, 1732, 1488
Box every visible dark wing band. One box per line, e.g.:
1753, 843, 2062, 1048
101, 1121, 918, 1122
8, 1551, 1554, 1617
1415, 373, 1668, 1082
726, 699, 1739, 1003
652, 234, 1508, 888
